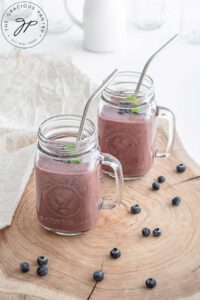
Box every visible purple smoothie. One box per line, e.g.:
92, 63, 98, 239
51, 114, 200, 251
98, 105, 156, 178
35, 154, 101, 234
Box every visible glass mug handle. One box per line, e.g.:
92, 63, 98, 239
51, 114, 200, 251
100, 153, 124, 210
155, 106, 176, 158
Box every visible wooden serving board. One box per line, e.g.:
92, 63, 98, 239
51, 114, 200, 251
0, 128, 200, 300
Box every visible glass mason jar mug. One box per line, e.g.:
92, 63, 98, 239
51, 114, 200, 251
132, 0, 165, 30
35, 115, 123, 236
180, 0, 200, 44
98, 72, 175, 180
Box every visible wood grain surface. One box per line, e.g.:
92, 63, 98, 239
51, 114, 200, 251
0, 128, 200, 300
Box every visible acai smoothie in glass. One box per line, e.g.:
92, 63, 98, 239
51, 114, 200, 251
35, 115, 123, 235
98, 72, 175, 179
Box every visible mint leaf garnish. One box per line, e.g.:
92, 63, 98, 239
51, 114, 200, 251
64, 143, 81, 164
64, 143, 76, 152
131, 107, 141, 113
126, 95, 141, 114
70, 158, 81, 164
126, 95, 138, 102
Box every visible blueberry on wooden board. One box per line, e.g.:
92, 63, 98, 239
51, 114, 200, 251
93, 271, 104, 282
20, 262, 30, 273
110, 248, 121, 259
157, 176, 166, 183
172, 196, 181, 206
152, 182, 160, 190
131, 204, 141, 214
37, 256, 48, 266
37, 266, 48, 277
176, 164, 186, 173
142, 228, 151, 237
153, 228, 161, 237
146, 278, 157, 288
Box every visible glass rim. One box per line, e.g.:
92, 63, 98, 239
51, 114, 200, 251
103, 71, 154, 108
38, 114, 97, 158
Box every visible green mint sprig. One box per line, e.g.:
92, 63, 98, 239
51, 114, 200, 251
64, 143, 81, 164
126, 95, 141, 113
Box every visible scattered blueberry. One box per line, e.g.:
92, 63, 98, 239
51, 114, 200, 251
93, 271, 104, 282
146, 278, 157, 289
131, 204, 141, 214
172, 196, 181, 206
118, 108, 125, 114
125, 109, 132, 113
110, 248, 121, 259
152, 182, 160, 190
142, 228, 151, 237
20, 262, 30, 273
153, 228, 161, 237
157, 176, 166, 183
176, 163, 186, 173
36, 266, 48, 277
37, 256, 48, 266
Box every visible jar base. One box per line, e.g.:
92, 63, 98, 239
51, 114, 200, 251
135, 22, 164, 31
102, 170, 141, 181
38, 222, 85, 236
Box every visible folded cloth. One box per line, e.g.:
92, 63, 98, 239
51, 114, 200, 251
0, 49, 97, 229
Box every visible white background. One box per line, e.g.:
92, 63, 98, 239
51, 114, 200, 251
0, 0, 200, 164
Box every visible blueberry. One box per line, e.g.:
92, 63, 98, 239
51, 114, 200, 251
37, 266, 48, 277
157, 176, 166, 183
142, 228, 151, 237
176, 163, 186, 173
110, 248, 121, 259
93, 271, 104, 282
153, 228, 161, 237
146, 278, 157, 288
131, 204, 141, 214
118, 108, 125, 114
152, 182, 160, 190
20, 262, 30, 273
37, 256, 48, 266
172, 196, 181, 206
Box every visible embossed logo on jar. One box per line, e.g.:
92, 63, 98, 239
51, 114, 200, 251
106, 131, 138, 159
46, 185, 82, 217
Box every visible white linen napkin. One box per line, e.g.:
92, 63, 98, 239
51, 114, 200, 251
0, 49, 97, 229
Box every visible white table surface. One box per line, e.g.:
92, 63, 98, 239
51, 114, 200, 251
0, 0, 200, 165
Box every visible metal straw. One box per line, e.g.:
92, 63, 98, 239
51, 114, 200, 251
135, 34, 178, 95
77, 69, 118, 142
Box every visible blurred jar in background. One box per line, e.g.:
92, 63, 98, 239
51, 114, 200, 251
42, 0, 72, 33
180, 0, 200, 44
132, 0, 165, 30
